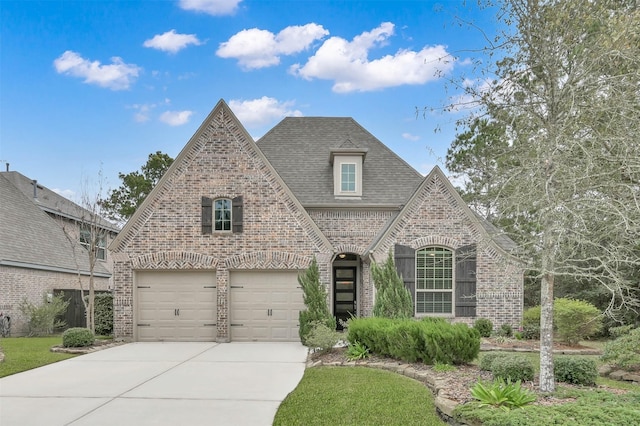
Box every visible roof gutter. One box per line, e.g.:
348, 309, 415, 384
0, 260, 112, 278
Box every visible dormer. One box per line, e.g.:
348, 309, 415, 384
330, 138, 368, 198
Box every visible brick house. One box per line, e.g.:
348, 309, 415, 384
0, 171, 118, 335
110, 100, 523, 342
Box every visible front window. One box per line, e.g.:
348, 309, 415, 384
214, 199, 231, 231
341, 163, 356, 192
416, 247, 453, 314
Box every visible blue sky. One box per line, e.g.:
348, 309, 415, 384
1, 0, 499, 201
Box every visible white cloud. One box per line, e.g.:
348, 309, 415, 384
143, 29, 203, 53
53, 50, 140, 90
290, 22, 454, 93
217, 23, 329, 70
402, 132, 420, 141
159, 110, 193, 126
52, 188, 76, 199
179, 0, 242, 15
229, 96, 303, 126
127, 99, 171, 123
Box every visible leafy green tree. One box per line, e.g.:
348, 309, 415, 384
298, 258, 335, 345
457, 0, 640, 392
100, 151, 173, 223
372, 251, 413, 319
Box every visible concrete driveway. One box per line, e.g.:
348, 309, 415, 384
0, 342, 308, 426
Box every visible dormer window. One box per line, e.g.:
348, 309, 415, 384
330, 144, 367, 198
341, 163, 356, 192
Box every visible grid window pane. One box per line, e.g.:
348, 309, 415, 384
416, 247, 453, 314
341, 163, 356, 192
214, 199, 231, 231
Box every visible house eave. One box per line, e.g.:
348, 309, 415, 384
0, 259, 112, 278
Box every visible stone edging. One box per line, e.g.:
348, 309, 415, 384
307, 357, 470, 426
50, 341, 126, 354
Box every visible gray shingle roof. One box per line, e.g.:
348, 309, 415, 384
0, 171, 119, 232
0, 173, 110, 276
256, 117, 424, 207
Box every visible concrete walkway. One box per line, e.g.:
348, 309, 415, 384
0, 342, 308, 426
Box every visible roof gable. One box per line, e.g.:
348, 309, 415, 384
110, 99, 332, 253
256, 117, 423, 207
369, 166, 520, 259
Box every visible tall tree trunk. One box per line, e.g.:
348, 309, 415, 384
539, 242, 555, 392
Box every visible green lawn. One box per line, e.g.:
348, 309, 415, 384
0, 336, 78, 378
273, 367, 446, 426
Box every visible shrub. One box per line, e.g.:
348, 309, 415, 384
94, 293, 113, 336
479, 352, 510, 371
298, 258, 335, 346
554, 298, 602, 345
470, 378, 536, 411
554, 356, 598, 386
474, 318, 494, 338
347, 317, 480, 365
18, 293, 69, 336
522, 306, 541, 340
498, 323, 513, 338
490, 355, 535, 382
62, 327, 95, 347
371, 251, 413, 319
601, 326, 640, 370
306, 321, 342, 354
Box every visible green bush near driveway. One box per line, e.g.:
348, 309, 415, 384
273, 367, 446, 425
62, 328, 94, 348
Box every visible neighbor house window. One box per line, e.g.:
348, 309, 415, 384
80, 226, 107, 261
416, 247, 453, 314
214, 198, 231, 231
341, 163, 356, 192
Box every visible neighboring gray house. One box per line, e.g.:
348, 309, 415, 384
110, 100, 523, 342
0, 171, 118, 335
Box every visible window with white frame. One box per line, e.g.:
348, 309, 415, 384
214, 198, 232, 231
341, 163, 356, 192
80, 226, 106, 261
416, 247, 453, 314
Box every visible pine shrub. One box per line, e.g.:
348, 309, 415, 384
371, 251, 413, 319
554, 298, 602, 345
298, 258, 335, 346
474, 318, 493, 337
601, 326, 640, 370
62, 327, 95, 347
18, 293, 69, 336
554, 356, 598, 386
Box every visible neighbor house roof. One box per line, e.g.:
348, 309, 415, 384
256, 117, 424, 207
0, 171, 119, 233
0, 173, 110, 276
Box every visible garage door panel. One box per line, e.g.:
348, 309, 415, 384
230, 271, 304, 342
136, 271, 216, 342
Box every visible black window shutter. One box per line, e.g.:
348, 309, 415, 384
394, 244, 416, 312
232, 196, 243, 233
201, 196, 212, 234
455, 244, 477, 317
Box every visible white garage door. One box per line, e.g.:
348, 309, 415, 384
136, 270, 217, 342
230, 270, 304, 342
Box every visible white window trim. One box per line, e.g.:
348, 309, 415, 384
333, 155, 363, 197
214, 198, 232, 232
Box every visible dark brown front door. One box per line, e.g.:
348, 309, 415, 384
334, 267, 356, 330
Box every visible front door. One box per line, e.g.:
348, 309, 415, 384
333, 267, 356, 330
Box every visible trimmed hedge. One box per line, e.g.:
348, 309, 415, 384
94, 293, 113, 336
554, 356, 598, 386
346, 317, 480, 365
490, 355, 535, 382
62, 327, 94, 347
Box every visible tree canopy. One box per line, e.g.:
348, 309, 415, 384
450, 0, 640, 392
100, 151, 174, 224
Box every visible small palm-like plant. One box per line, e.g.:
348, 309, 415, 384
346, 341, 370, 361
470, 378, 536, 411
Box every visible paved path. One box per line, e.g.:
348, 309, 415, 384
0, 342, 308, 426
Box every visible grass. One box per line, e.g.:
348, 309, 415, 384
273, 367, 446, 426
0, 336, 78, 378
